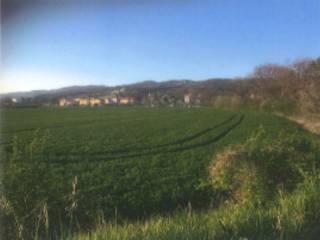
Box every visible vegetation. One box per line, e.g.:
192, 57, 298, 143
0, 106, 308, 239
2, 57, 320, 117
71, 127, 320, 240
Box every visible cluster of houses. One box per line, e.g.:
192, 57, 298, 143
58, 93, 198, 107
1, 93, 198, 108
0, 97, 18, 107
59, 96, 133, 107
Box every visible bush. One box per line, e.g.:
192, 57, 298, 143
209, 127, 320, 203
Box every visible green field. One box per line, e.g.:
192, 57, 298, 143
0, 106, 308, 238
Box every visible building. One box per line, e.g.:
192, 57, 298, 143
119, 97, 132, 105
73, 98, 80, 104
59, 98, 75, 106
103, 96, 117, 105
103, 97, 111, 104
184, 94, 191, 104
59, 98, 66, 106
90, 97, 102, 106
58, 95, 134, 107
0, 97, 17, 107
111, 97, 118, 104
79, 98, 90, 106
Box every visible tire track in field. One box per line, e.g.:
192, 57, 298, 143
0, 112, 209, 147
169, 114, 244, 153
48, 114, 244, 164
50, 114, 238, 158
154, 114, 238, 148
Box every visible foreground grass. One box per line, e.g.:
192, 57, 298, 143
70, 174, 320, 240
71, 129, 320, 240
1, 108, 319, 239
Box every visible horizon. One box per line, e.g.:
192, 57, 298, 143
1, 0, 320, 93
0, 77, 232, 95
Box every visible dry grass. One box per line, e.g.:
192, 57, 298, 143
276, 113, 320, 134
288, 115, 320, 134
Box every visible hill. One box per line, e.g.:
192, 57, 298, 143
1, 57, 319, 116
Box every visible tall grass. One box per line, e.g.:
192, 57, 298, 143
69, 174, 320, 240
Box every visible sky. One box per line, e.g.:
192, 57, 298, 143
1, 0, 320, 93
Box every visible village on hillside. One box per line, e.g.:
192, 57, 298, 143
0, 87, 196, 108
58, 93, 193, 107
59, 96, 133, 107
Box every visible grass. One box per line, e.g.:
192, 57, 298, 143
70, 128, 320, 240
0, 106, 314, 239
69, 173, 320, 240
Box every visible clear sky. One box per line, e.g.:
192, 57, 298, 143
1, 0, 320, 93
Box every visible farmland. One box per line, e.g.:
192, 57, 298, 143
0, 106, 312, 239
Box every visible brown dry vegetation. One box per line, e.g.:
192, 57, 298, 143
209, 127, 320, 204
287, 115, 320, 135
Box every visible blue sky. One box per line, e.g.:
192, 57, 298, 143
1, 0, 320, 93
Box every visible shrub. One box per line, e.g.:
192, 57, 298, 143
209, 127, 320, 203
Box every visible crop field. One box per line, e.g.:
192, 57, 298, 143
0, 106, 304, 236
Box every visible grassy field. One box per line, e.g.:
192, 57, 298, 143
0, 106, 315, 239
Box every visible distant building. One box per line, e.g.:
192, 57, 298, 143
79, 98, 90, 106
90, 97, 102, 106
58, 95, 133, 107
103, 96, 118, 105
0, 97, 17, 107
59, 98, 66, 106
74, 98, 80, 104
59, 98, 74, 106
111, 97, 118, 104
103, 97, 111, 104
119, 97, 132, 105
184, 94, 191, 104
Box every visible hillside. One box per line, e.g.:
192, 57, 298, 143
1, 57, 319, 116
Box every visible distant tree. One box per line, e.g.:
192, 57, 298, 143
251, 64, 296, 98
301, 58, 320, 113
307, 58, 320, 78
0, 97, 15, 107
252, 64, 291, 79
292, 58, 313, 78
